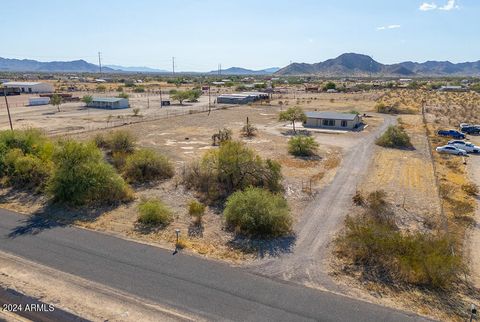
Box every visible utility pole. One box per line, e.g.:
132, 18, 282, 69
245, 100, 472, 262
172, 57, 175, 76
159, 84, 163, 108
208, 85, 211, 115
3, 88, 13, 131
98, 52, 102, 76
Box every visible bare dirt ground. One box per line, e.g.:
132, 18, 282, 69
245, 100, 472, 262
0, 90, 381, 263
0, 251, 195, 322
465, 135, 480, 288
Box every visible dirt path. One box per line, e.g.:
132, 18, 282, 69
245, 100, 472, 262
466, 136, 480, 288
250, 114, 396, 291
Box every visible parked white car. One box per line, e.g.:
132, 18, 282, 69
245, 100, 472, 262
447, 140, 480, 153
436, 145, 467, 156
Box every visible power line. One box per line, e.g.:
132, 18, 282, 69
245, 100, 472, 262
98, 52, 102, 76
172, 57, 175, 76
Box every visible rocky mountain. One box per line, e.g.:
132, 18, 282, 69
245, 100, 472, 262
275, 53, 480, 77
0, 57, 117, 73
104, 65, 169, 73
209, 67, 280, 75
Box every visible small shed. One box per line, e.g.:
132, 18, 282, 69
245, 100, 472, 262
88, 97, 129, 109
304, 111, 361, 130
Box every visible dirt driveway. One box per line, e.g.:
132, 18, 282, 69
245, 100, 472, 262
466, 135, 480, 288
250, 113, 396, 291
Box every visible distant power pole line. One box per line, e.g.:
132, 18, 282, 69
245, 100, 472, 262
98, 52, 102, 76
218, 63, 222, 75
172, 57, 175, 76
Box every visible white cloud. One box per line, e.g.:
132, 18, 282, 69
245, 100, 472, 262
377, 24, 401, 31
419, 1, 459, 11
419, 2, 437, 11
439, 0, 459, 10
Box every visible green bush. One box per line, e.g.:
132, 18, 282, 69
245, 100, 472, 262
123, 149, 174, 183
376, 125, 413, 149
188, 200, 206, 224
47, 140, 133, 206
288, 135, 319, 156
4, 149, 51, 189
224, 187, 291, 237
107, 130, 136, 154
183, 141, 282, 202
137, 198, 172, 226
133, 86, 145, 93
337, 216, 462, 289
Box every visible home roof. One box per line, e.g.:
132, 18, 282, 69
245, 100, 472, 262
3, 82, 43, 86
305, 111, 358, 121
92, 97, 126, 103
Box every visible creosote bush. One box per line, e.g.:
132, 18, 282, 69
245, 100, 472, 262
288, 135, 319, 157
47, 140, 133, 206
183, 141, 282, 203
188, 200, 206, 225
137, 198, 172, 226
224, 187, 291, 237
376, 125, 413, 149
336, 190, 463, 289
123, 149, 174, 184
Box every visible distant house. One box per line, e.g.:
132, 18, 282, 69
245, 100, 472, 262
87, 97, 129, 109
2, 82, 53, 93
304, 111, 361, 130
438, 85, 467, 92
29, 97, 50, 106
217, 92, 269, 104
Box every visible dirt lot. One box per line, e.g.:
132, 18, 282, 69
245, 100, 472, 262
0, 88, 382, 262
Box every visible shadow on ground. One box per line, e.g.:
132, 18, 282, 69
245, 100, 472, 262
228, 234, 296, 258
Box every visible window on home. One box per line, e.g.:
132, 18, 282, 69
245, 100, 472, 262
341, 120, 348, 127
322, 119, 335, 126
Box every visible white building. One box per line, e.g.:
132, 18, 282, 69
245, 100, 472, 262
87, 97, 130, 109
2, 82, 53, 93
304, 111, 361, 130
29, 97, 50, 106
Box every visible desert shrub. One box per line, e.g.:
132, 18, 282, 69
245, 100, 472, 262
183, 141, 282, 202
108, 130, 136, 154
117, 92, 129, 99
448, 198, 475, 215
288, 135, 318, 157
462, 182, 479, 196
3, 149, 51, 189
137, 198, 172, 226
337, 216, 462, 289
133, 86, 145, 93
188, 200, 206, 224
376, 125, 412, 149
93, 133, 109, 149
224, 187, 291, 237
211, 128, 232, 146
132, 108, 140, 116
47, 140, 133, 206
241, 122, 257, 137
123, 149, 174, 184
352, 190, 365, 206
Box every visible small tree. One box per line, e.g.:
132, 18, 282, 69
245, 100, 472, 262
96, 85, 107, 92
82, 95, 93, 107
50, 94, 62, 112
212, 128, 232, 146
188, 200, 206, 225
170, 90, 192, 105
288, 135, 319, 156
279, 107, 306, 133
118, 92, 129, 99
376, 125, 412, 149
132, 108, 140, 116
323, 81, 336, 91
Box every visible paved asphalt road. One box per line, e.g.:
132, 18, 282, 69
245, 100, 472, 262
0, 209, 431, 321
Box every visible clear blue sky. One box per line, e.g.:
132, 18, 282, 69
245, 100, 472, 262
1, 0, 478, 71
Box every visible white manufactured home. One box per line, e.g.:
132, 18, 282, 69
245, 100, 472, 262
87, 97, 129, 109
304, 111, 361, 130
2, 82, 54, 93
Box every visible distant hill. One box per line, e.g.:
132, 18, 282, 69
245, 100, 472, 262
209, 66, 280, 75
275, 53, 480, 77
105, 65, 169, 73
0, 57, 117, 73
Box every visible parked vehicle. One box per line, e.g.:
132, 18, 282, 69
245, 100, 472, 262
437, 129, 466, 139
460, 126, 480, 135
436, 145, 467, 156
448, 140, 480, 153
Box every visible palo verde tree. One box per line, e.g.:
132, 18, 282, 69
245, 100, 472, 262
81, 95, 93, 107
50, 94, 62, 112
278, 106, 306, 133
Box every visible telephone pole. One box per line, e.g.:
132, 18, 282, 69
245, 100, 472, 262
3, 88, 13, 131
172, 57, 175, 76
98, 52, 102, 76
218, 63, 222, 75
